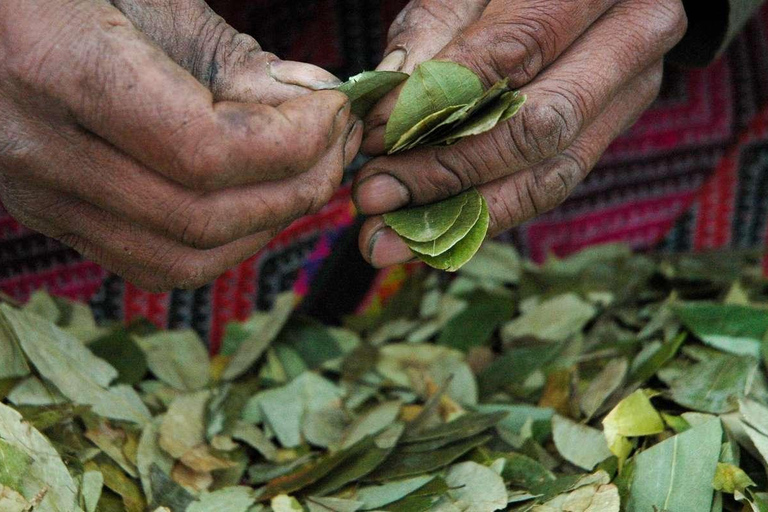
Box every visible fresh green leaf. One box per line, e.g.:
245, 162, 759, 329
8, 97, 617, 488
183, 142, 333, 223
406, 188, 483, 256
337, 70, 409, 117
674, 303, 768, 357
416, 194, 490, 272
385, 61, 483, 150
384, 191, 469, 243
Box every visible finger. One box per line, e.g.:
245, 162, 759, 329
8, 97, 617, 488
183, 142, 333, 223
16, 115, 363, 250
378, 0, 489, 73
6, 0, 352, 191
111, 0, 341, 104
363, 0, 624, 154
480, 62, 665, 235
359, 61, 663, 268
0, 179, 282, 292
355, 0, 686, 213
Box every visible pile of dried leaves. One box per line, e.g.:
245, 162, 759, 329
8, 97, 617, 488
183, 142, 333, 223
1, 243, 768, 512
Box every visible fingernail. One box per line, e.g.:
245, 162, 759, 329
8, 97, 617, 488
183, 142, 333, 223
344, 121, 363, 167
354, 173, 411, 214
369, 228, 414, 268
376, 49, 407, 72
269, 60, 342, 90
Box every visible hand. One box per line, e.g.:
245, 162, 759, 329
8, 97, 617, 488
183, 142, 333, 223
0, 0, 362, 291
354, 0, 687, 267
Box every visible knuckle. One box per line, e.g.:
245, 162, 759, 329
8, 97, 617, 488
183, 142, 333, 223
163, 199, 231, 250
471, 14, 555, 86
387, 0, 463, 42
507, 98, 577, 165
431, 150, 473, 196
177, 141, 229, 191
295, 180, 334, 218
164, 257, 212, 290
657, 0, 688, 44
542, 153, 588, 208
207, 27, 263, 92
449, 27, 507, 85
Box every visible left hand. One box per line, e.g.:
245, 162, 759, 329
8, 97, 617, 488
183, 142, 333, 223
354, 0, 687, 267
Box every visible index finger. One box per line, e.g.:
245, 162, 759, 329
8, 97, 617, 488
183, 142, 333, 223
7, 0, 351, 191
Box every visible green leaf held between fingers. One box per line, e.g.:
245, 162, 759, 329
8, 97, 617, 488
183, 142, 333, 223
336, 70, 409, 118
405, 188, 483, 256
385, 61, 483, 151
383, 191, 469, 243
416, 194, 490, 272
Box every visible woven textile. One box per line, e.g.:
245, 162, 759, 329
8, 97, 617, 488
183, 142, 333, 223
1, 1, 768, 351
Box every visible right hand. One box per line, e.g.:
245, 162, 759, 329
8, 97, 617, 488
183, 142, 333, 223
0, 0, 361, 291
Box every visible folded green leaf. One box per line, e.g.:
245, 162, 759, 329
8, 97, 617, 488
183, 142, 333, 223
385, 61, 483, 151
416, 194, 489, 271
337, 70, 409, 118
383, 191, 469, 243
405, 188, 483, 257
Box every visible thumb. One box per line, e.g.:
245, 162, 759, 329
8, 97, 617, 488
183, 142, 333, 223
377, 0, 488, 73
111, 0, 342, 104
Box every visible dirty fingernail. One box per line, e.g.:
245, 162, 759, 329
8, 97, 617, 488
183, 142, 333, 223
269, 60, 342, 90
354, 173, 410, 214
344, 121, 363, 167
369, 228, 413, 267
376, 49, 407, 72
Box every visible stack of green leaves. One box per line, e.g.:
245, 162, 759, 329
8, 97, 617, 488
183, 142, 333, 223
337, 61, 526, 272
1, 243, 768, 512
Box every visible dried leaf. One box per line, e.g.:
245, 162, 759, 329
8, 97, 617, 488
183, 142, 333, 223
0, 305, 150, 424
552, 415, 612, 471
134, 330, 210, 391
0, 402, 82, 512
222, 292, 295, 380
627, 419, 721, 512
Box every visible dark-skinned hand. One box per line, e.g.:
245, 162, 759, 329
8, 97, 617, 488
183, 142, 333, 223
0, 0, 362, 291
355, 0, 687, 267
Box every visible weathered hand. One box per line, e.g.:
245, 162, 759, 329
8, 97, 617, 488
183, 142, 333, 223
0, 0, 361, 291
355, 0, 687, 267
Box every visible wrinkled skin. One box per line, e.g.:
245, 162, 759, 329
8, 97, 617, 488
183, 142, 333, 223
0, 0, 362, 291
355, 0, 688, 267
